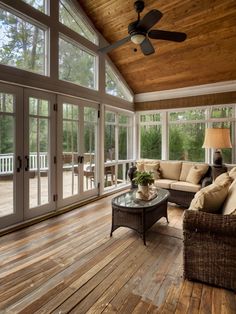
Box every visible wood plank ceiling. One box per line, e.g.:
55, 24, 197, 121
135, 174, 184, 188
78, 0, 236, 94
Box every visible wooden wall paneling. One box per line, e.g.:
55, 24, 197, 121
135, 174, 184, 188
134, 91, 236, 111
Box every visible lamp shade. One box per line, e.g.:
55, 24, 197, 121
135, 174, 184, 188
202, 128, 232, 149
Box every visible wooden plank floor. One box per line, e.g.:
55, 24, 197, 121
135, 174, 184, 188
0, 193, 235, 313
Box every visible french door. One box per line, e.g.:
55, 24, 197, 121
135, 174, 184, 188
0, 84, 56, 229
57, 95, 99, 208
0, 84, 24, 228
23, 89, 56, 219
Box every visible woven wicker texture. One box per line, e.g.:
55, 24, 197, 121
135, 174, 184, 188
183, 210, 236, 291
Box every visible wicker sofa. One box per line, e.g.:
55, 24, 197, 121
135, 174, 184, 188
136, 160, 212, 207
183, 170, 236, 291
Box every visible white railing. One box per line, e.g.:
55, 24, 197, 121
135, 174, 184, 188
0, 153, 48, 175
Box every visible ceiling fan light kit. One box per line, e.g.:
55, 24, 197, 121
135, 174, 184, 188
131, 34, 146, 44
99, 0, 187, 56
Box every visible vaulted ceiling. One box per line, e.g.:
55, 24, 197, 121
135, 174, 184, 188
78, 0, 236, 95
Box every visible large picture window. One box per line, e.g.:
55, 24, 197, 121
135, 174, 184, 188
138, 105, 236, 164
0, 6, 47, 75
59, 37, 97, 89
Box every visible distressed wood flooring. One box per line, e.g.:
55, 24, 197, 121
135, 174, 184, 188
0, 193, 235, 313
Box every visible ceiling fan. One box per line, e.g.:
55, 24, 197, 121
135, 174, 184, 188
99, 0, 187, 56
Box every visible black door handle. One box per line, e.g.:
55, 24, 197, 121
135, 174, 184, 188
25, 156, 29, 171
16, 156, 22, 172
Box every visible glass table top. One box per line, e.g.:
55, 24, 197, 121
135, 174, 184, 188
112, 188, 169, 209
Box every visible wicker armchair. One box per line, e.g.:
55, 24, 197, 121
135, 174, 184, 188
183, 210, 236, 291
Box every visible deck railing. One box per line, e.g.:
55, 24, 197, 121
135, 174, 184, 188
0, 153, 48, 174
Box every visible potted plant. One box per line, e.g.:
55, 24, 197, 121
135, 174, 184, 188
133, 171, 154, 195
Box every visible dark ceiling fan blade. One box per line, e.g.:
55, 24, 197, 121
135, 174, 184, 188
140, 38, 155, 55
148, 30, 187, 42
138, 10, 163, 32
98, 36, 131, 54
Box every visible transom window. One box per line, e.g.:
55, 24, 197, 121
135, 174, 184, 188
22, 0, 49, 14
105, 62, 133, 102
59, 0, 98, 44
59, 36, 97, 90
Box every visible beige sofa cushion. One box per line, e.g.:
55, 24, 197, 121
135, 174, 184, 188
229, 167, 236, 180
136, 161, 144, 172
159, 161, 182, 180
189, 181, 231, 213
179, 162, 195, 181
222, 179, 236, 215
171, 181, 201, 193
186, 164, 209, 185
214, 172, 233, 186
144, 162, 160, 180
154, 179, 177, 189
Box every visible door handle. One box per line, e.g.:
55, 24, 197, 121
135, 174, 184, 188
16, 156, 22, 172
78, 156, 84, 164
25, 155, 30, 171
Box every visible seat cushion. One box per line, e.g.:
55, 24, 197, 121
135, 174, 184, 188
154, 179, 177, 189
170, 181, 201, 193
159, 161, 182, 180
222, 179, 236, 215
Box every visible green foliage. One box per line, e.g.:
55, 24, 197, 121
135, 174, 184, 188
0, 8, 45, 74
59, 38, 95, 89
140, 125, 161, 159
133, 171, 154, 186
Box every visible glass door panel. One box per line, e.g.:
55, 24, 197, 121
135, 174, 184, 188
83, 106, 98, 192
62, 103, 79, 199
58, 96, 99, 208
24, 90, 56, 219
0, 85, 23, 229
0, 94, 15, 217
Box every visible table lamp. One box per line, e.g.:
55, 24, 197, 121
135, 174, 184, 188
202, 128, 232, 166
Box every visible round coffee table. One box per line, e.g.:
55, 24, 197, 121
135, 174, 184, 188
110, 188, 170, 245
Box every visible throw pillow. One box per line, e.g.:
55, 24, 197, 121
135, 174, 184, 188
214, 172, 233, 186
136, 161, 144, 172
229, 167, 236, 180
222, 179, 236, 215
144, 162, 160, 180
186, 166, 205, 185
189, 182, 230, 213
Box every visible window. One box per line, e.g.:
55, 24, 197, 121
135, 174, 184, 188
59, 0, 98, 44
104, 109, 133, 190
59, 37, 97, 89
169, 109, 206, 162
138, 105, 236, 164
0, 6, 47, 75
22, 0, 48, 14
105, 62, 133, 102
139, 113, 161, 159
169, 123, 205, 161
